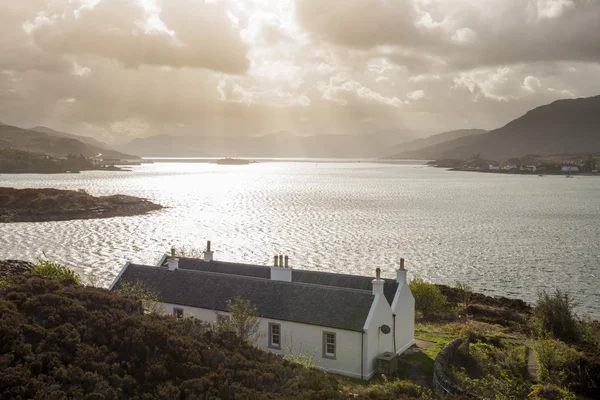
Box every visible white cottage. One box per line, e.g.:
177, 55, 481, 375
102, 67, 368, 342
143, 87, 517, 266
110, 244, 415, 380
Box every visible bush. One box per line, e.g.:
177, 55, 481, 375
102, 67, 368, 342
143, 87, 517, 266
534, 290, 581, 342
409, 278, 447, 316
528, 384, 576, 400
534, 339, 581, 386
449, 338, 528, 399
455, 281, 473, 308
28, 258, 81, 284
0, 274, 345, 399
362, 378, 432, 399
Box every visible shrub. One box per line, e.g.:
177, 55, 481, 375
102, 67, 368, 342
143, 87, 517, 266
0, 274, 345, 399
534, 290, 581, 342
528, 384, 577, 400
455, 281, 473, 308
362, 378, 432, 399
534, 339, 581, 386
29, 258, 81, 284
408, 278, 447, 316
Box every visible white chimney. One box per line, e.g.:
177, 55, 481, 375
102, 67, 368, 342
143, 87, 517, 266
396, 258, 407, 284
372, 267, 384, 296
270, 254, 292, 282
168, 257, 179, 271
204, 240, 214, 262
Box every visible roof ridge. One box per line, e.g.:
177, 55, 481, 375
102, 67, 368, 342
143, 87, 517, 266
128, 263, 375, 295
166, 255, 398, 282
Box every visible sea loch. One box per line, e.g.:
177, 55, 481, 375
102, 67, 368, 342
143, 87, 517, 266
1, 160, 599, 317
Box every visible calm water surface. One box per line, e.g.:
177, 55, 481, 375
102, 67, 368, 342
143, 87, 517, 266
1, 161, 599, 317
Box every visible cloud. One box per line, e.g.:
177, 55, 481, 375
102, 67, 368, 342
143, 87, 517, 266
296, 0, 600, 71
24, 0, 249, 74
1, 0, 599, 142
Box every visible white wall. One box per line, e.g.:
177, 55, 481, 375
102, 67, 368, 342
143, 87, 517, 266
161, 302, 365, 379
362, 295, 395, 379
391, 280, 416, 355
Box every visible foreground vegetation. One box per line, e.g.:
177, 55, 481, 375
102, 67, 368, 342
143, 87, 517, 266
3, 259, 598, 399
409, 277, 600, 399
0, 187, 163, 222
0, 261, 456, 400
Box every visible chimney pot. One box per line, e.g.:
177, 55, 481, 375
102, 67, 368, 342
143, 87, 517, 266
376, 267, 381, 280
400, 258, 405, 270
274, 255, 279, 267
203, 241, 214, 262
279, 255, 284, 267
206, 240, 211, 252
284, 255, 289, 268
171, 247, 176, 258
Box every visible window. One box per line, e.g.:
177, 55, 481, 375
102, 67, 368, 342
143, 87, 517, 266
269, 323, 281, 349
173, 308, 184, 319
323, 331, 336, 359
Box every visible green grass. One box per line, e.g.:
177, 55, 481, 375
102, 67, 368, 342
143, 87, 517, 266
415, 333, 456, 359
393, 334, 457, 384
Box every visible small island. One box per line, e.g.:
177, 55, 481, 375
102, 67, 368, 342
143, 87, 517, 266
212, 158, 257, 165
0, 187, 163, 223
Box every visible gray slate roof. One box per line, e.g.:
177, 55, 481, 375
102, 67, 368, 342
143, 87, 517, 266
169, 257, 399, 305
115, 264, 375, 332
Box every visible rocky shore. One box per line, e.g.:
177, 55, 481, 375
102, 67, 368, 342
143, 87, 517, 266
0, 187, 163, 223
0, 259, 34, 277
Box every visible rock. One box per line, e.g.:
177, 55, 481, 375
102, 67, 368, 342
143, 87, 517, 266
0, 260, 34, 277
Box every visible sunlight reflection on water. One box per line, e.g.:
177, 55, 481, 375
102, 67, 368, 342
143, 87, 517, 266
1, 161, 599, 317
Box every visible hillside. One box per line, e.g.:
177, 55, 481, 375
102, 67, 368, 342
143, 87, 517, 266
120, 130, 419, 158
386, 129, 486, 158
31, 126, 112, 150
391, 95, 600, 160
0, 124, 137, 159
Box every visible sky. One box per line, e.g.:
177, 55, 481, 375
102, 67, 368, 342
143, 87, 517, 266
1, 0, 600, 143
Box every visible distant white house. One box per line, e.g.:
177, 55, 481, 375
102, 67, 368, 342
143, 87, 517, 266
489, 165, 500, 170
504, 164, 518, 170
562, 166, 579, 173
110, 243, 416, 380
524, 165, 537, 172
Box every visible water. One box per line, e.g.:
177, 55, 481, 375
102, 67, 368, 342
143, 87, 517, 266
1, 161, 599, 318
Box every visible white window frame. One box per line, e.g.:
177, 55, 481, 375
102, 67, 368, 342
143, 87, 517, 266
323, 331, 336, 359
268, 323, 281, 350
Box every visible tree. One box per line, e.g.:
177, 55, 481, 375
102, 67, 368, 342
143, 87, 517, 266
116, 280, 164, 315
408, 278, 447, 317
455, 281, 474, 309
218, 296, 263, 344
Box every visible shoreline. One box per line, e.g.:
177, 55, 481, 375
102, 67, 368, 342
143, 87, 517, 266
0, 187, 163, 223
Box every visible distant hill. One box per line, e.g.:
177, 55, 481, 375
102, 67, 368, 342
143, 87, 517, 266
391, 95, 600, 160
31, 126, 112, 150
0, 124, 137, 159
120, 130, 420, 158
386, 129, 486, 158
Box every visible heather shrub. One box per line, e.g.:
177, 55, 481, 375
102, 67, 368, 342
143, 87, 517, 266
409, 278, 447, 316
0, 274, 345, 399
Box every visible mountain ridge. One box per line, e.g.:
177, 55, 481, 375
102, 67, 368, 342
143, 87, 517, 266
119, 130, 421, 158
0, 124, 137, 159
390, 95, 600, 160
31, 126, 112, 150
